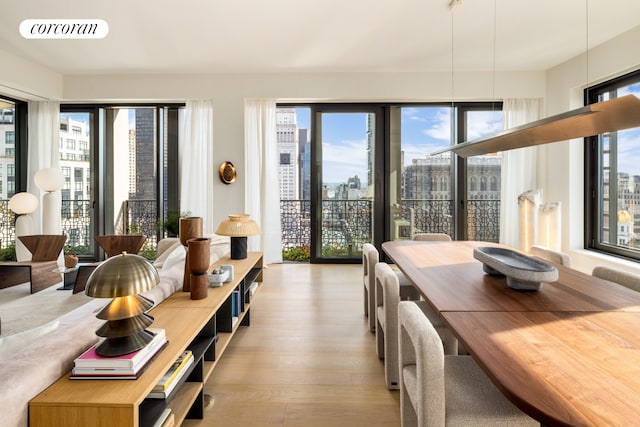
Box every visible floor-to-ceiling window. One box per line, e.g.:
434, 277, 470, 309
277, 102, 502, 263
586, 69, 640, 261
59, 110, 94, 257
389, 103, 502, 242
313, 107, 383, 262
60, 104, 181, 261
0, 97, 26, 259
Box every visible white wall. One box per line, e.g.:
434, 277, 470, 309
61, 70, 544, 228
0, 48, 62, 101
545, 25, 640, 274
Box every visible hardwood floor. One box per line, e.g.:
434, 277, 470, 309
190, 263, 400, 427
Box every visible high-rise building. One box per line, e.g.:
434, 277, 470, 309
59, 116, 91, 202
0, 107, 15, 199
131, 108, 156, 200
276, 108, 299, 200
298, 128, 310, 201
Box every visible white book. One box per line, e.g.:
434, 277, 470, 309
146, 354, 195, 399
74, 328, 166, 369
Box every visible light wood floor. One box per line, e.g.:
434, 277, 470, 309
191, 263, 401, 427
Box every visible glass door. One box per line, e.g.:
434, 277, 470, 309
59, 111, 95, 259
311, 108, 382, 262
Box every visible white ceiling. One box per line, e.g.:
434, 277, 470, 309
1, 0, 639, 75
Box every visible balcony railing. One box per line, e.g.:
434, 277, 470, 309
1, 198, 500, 259
280, 199, 500, 259
0, 199, 159, 257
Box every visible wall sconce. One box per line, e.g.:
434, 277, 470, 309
8, 192, 39, 262
85, 252, 159, 356
215, 214, 261, 259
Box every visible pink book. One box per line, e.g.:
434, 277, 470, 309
75, 328, 165, 369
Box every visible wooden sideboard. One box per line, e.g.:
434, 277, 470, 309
29, 252, 263, 427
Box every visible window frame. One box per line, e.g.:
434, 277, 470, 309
276, 101, 503, 262
585, 68, 640, 262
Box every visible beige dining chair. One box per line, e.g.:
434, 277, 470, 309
363, 243, 379, 332
592, 266, 640, 293
375, 263, 457, 390
398, 301, 538, 427
412, 233, 452, 242
529, 245, 571, 266
364, 243, 419, 333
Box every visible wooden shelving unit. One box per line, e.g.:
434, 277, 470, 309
29, 252, 263, 427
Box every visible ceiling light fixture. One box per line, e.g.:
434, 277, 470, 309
448, 0, 462, 10
432, 0, 640, 158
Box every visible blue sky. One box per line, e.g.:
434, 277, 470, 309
294, 106, 502, 186
618, 83, 640, 177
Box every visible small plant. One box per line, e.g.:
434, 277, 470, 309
0, 244, 16, 261
64, 244, 92, 256
128, 223, 141, 235
157, 211, 191, 237
138, 247, 157, 261
282, 246, 310, 262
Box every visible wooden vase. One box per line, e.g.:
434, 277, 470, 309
179, 217, 203, 292
64, 253, 78, 269
188, 237, 210, 300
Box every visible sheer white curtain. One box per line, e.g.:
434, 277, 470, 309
179, 100, 215, 232
499, 98, 543, 249
26, 100, 60, 236
244, 99, 282, 264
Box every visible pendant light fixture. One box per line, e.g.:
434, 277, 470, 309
432, 1, 640, 158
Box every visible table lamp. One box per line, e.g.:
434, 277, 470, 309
215, 214, 261, 259
34, 167, 64, 235
8, 192, 39, 261
85, 252, 160, 356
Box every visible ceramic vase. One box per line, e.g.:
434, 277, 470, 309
188, 237, 210, 300
179, 216, 203, 292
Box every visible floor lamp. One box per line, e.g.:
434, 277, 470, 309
9, 192, 39, 261
34, 168, 65, 235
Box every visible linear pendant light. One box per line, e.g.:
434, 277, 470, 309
431, 94, 640, 158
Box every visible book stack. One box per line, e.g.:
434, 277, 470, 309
147, 349, 194, 399
152, 408, 175, 427
71, 328, 167, 380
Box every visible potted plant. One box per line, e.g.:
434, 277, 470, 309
158, 211, 191, 238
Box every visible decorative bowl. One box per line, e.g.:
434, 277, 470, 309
473, 247, 558, 291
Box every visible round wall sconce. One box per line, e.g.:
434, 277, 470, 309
219, 161, 236, 185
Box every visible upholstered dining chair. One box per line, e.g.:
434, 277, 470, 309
412, 233, 452, 242
363, 243, 379, 332
364, 243, 421, 333
592, 266, 640, 293
529, 245, 571, 266
398, 301, 538, 427
375, 263, 457, 390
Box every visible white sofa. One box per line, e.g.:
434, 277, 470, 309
0, 236, 229, 427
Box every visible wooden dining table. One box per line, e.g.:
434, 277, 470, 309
382, 240, 640, 427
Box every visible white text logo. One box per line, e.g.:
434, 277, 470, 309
20, 19, 109, 39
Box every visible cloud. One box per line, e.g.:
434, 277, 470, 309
402, 107, 428, 123
618, 129, 640, 176
322, 138, 369, 184
422, 110, 451, 141
466, 111, 502, 140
